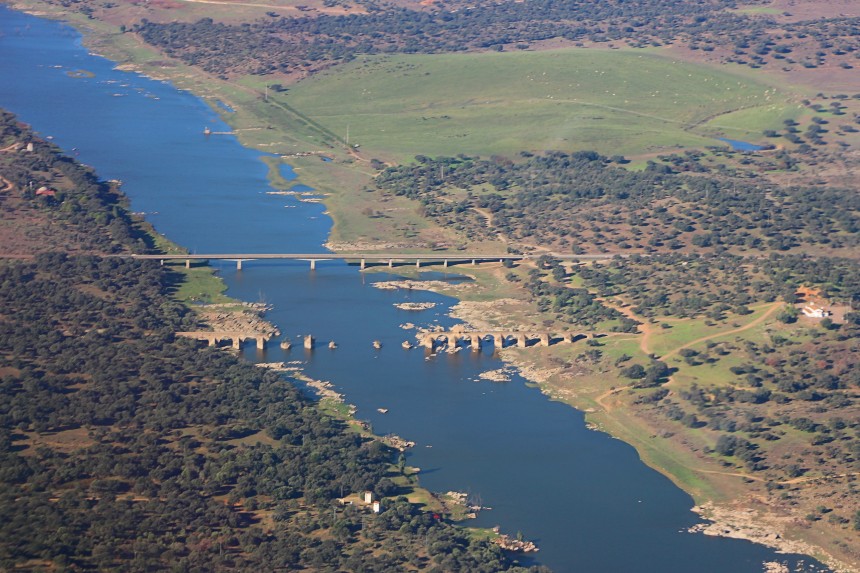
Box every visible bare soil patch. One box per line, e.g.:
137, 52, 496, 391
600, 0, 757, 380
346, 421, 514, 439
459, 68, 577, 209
19, 427, 96, 455
761, 0, 860, 22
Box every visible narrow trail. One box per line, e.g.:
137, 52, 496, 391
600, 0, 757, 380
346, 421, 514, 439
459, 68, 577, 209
593, 300, 784, 415
694, 468, 860, 487
661, 301, 784, 362
600, 298, 783, 360
0, 175, 16, 193
546, 98, 769, 137
472, 206, 496, 232
599, 298, 655, 354
594, 385, 630, 412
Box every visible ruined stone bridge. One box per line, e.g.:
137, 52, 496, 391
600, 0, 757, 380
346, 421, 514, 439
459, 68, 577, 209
177, 330, 272, 350
417, 326, 597, 351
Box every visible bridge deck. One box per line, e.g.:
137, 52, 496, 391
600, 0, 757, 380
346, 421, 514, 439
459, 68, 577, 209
129, 253, 618, 261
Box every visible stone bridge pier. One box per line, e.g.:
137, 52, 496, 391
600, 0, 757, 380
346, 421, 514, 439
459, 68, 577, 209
417, 330, 592, 352
178, 331, 271, 350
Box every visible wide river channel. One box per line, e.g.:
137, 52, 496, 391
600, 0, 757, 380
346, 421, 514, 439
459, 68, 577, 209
0, 7, 828, 571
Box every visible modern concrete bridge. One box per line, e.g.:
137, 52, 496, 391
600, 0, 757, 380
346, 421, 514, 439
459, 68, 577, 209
129, 252, 617, 270
417, 326, 597, 351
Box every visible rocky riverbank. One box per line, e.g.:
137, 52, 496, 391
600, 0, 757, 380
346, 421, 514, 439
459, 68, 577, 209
394, 302, 438, 311
690, 502, 826, 565
197, 301, 280, 339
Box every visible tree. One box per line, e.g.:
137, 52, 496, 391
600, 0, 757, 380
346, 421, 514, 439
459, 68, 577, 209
621, 363, 646, 379
776, 306, 798, 324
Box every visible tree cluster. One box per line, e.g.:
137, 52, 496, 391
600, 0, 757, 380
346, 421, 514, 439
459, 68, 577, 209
372, 152, 860, 256
129, 0, 860, 77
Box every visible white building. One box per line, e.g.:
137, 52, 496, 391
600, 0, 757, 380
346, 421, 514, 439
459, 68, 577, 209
801, 303, 831, 318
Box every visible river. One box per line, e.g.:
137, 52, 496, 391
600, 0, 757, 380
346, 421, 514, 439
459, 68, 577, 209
0, 7, 828, 571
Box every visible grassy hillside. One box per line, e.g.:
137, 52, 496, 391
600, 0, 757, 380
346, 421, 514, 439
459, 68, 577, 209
284, 48, 800, 161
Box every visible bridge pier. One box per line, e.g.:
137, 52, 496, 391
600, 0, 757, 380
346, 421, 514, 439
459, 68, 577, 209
404, 330, 596, 355
472, 259, 477, 266
443, 259, 449, 268
310, 259, 316, 270
257, 337, 266, 350
185, 259, 191, 269
304, 335, 315, 349
416, 259, 421, 269
236, 259, 243, 271
360, 258, 366, 270
388, 259, 394, 268
232, 338, 241, 350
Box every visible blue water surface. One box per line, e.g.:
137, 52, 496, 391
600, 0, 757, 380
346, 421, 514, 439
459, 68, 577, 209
717, 138, 765, 151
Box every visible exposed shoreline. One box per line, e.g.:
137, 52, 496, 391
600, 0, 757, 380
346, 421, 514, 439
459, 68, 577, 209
393, 280, 855, 573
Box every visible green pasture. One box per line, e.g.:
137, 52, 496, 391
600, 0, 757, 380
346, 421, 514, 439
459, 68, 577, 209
647, 303, 778, 357
704, 102, 806, 136
167, 264, 232, 305
670, 350, 750, 389
283, 48, 794, 161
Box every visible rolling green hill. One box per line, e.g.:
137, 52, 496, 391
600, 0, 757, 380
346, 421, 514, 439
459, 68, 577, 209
284, 48, 800, 161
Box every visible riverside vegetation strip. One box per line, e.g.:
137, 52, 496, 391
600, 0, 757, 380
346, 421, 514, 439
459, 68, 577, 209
3, 0, 860, 568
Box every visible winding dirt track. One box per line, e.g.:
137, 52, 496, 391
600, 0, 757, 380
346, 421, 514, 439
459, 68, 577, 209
661, 301, 784, 362
0, 175, 15, 193
594, 301, 784, 412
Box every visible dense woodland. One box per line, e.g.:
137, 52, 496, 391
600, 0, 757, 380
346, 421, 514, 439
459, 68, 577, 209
0, 112, 544, 571
131, 0, 860, 77
561, 253, 860, 319
372, 152, 860, 255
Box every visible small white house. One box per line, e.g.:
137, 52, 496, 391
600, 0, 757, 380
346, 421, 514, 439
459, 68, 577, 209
372, 501, 382, 513
363, 491, 374, 504
802, 303, 831, 318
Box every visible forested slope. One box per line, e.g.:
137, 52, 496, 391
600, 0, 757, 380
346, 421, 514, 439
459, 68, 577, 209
130, 0, 860, 78
372, 151, 860, 255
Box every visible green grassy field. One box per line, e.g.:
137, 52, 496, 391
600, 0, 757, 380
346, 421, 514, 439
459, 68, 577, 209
283, 48, 796, 161
704, 102, 806, 135
646, 303, 778, 357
